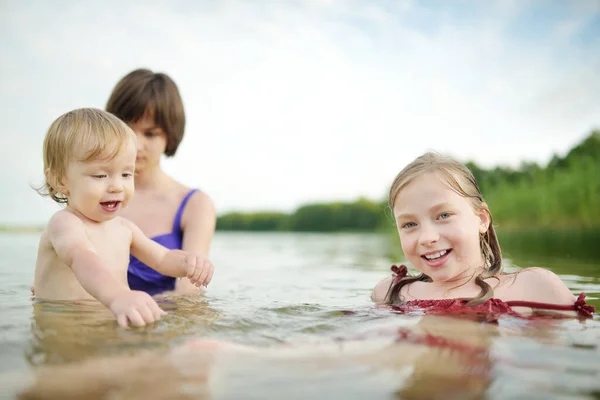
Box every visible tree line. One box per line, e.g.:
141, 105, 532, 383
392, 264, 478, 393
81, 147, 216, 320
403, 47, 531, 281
217, 130, 600, 231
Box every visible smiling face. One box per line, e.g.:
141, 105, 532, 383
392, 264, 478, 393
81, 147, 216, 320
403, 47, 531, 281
393, 172, 490, 284
59, 138, 137, 222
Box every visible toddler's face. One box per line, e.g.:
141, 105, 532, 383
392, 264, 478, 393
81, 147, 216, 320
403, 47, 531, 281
62, 138, 136, 222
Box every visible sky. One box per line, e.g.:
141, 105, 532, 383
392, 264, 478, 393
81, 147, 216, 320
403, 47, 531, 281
1, 0, 599, 225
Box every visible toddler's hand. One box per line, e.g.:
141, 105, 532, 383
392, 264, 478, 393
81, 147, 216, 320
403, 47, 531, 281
183, 253, 214, 288
109, 291, 166, 328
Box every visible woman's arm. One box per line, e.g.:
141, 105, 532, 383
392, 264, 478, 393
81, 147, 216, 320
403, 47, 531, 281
176, 191, 217, 294
126, 217, 213, 287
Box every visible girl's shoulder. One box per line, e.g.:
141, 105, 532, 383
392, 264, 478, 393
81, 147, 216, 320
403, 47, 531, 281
500, 267, 561, 286
496, 267, 575, 304
372, 276, 394, 303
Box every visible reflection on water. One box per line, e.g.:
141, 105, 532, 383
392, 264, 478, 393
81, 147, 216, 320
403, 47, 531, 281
0, 231, 599, 399
27, 297, 220, 366
15, 313, 600, 400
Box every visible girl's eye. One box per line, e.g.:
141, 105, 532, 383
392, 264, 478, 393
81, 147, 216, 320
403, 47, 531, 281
91, 174, 106, 179
439, 213, 451, 220
401, 222, 417, 229
144, 131, 158, 138
122, 173, 133, 178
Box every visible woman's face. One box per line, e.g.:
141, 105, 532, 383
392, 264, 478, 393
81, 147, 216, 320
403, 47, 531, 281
127, 113, 168, 173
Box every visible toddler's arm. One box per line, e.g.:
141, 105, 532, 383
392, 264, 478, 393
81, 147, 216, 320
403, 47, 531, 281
125, 219, 214, 287
48, 212, 165, 327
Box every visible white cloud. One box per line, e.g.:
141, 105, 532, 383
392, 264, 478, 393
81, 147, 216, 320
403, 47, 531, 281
0, 0, 598, 224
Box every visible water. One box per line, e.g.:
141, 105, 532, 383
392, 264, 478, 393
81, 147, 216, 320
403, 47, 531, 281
1, 231, 599, 399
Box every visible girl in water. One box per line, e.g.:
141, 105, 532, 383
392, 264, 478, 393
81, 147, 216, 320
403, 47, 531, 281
372, 152, 594, 318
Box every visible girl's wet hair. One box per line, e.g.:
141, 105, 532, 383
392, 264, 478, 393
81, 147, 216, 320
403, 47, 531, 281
37, 108, 135, 204
106, 69, 185, 157
385, 152, 502, 306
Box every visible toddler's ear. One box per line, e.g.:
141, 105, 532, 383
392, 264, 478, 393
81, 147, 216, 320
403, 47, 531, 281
45, 169, 69, 196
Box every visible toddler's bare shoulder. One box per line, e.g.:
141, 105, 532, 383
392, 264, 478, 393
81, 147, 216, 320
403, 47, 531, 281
114, 215, 135, 227
46, 210, 85, 234
114, 216, 137, 235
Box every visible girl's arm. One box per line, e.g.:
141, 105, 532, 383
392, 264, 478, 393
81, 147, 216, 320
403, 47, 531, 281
176, 191, 217, 294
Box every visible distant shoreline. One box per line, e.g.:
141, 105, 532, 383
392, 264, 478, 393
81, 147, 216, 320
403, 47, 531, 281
0, 225, 44, 233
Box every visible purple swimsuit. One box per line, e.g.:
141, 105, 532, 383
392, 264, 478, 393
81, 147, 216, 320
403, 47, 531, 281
128, 189, 198, 295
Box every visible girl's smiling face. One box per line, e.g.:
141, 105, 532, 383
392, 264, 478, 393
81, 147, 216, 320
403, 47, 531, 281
393, 172, 490, 284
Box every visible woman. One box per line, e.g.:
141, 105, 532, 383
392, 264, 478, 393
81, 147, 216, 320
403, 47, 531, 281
106, 69, 216, 295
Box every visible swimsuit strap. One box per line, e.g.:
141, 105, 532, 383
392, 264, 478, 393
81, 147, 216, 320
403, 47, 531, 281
388, 265, 595, 318
391, 264, 408, 284
505, 293, 595, 318
172, 189, 199, 233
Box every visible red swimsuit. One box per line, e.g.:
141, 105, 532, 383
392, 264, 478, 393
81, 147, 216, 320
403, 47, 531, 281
387, 265, 596, 320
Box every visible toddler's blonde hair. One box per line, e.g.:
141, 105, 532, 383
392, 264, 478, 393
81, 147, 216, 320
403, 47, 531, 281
38, 108, 136, 203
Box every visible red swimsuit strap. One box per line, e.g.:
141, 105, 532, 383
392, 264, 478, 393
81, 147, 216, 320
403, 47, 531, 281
505, 293, 595, 318
391, 264, 408, 284
389, 265, 596, 318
